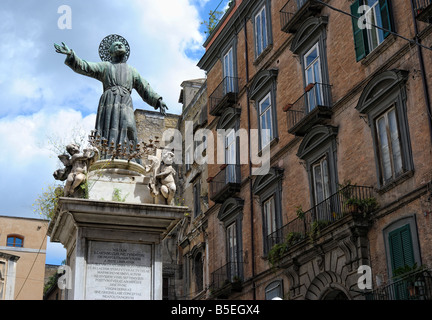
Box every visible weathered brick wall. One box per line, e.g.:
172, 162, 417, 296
203, 0, 432, 299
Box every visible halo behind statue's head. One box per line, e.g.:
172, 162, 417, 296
98, 34, 130, 62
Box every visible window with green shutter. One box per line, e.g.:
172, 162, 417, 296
350, 0, 395, 61
388, 224, 415, 276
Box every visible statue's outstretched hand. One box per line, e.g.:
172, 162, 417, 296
157, 99, 168, 116
54, 42, 72, 55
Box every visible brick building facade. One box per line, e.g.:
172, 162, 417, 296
196, 0, 432, 300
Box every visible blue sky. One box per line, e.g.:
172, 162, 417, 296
0, 0, 229, 265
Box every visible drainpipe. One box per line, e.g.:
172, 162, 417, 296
410, 1, 432, 145
244, 17, 257, 300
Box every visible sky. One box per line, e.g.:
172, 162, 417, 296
0, 0, 231, 265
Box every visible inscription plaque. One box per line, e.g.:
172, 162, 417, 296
85, 241, 152, 300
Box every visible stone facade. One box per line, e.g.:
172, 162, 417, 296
135, 109, 180, 148
175, 79, 210, 300
134, 108, 183, 300
198, 0, 432, 300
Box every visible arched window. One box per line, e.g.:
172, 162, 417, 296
265, 280, 283, 300
6, 235, 24, 248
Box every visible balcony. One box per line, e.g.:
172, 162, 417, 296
285, 83, 332, 136
266, 185, 376, 254
280, 0, 325, 33
209, 164, 241, 203
413, 0, 432, 23
366, 268, 432, 300
210, 261, 244, 298
208, 76, 240, 116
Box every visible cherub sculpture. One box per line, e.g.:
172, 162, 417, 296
145, 151, 177, 205
53, 144, 99, 197
146, 155, 161, 198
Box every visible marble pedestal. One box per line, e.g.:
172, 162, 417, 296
47, 160, 187, 300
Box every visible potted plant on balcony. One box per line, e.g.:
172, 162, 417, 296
268, 242, 288, 268
345, 197, 379, 219
285, 231, 303, 247
392, 263, 427, 298
308, 219, 331, 242
231, 276, 243, 292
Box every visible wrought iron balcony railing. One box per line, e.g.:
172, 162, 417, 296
366, 268, 432, 300
285, 82, 332, 136
208, 76, 240, 116
210, 261, 244, 294
266, 185, 376, 251
413, 0, 432, 23
280, 0, 325, 33
209, 164, 241, 203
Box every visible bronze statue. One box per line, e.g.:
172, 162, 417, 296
54, 35, 168, 161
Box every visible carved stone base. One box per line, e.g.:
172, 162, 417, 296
47, 197, 188, 300
87, 159, 165, 204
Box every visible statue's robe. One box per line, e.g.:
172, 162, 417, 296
64, 50, 162, 151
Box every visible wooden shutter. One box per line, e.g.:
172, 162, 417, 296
350, 0, 367, 61
388, 224, 415, 275
379, 0, 394, 38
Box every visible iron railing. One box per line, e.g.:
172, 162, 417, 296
280, 0, 304, 30
211, 261, 243, 292
286, 82, 332, 132
209, 164, 241, 202
366, 269, 432, 300
413, 0, 432, 15
280, 0, 324, 32
266, 185, 375, 250
208, 76, 240, 116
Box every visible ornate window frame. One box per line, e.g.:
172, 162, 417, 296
356, 70, 414, 192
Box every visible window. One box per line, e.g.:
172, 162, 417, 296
253, 168, 284, 254
304, 43, 324, 111
351, 0, 394, 61
163, 277, 169, 300
290, 17, 331, 112
193, 181, 201, 217
194, 252, 204, 293
227, 222, 239, 281
223, 47, 235, 93
259, 92, 274, 148
225, 129, 237, 183
383, 216, 421, 279
249, 69, 279, 151
298, 125, 339, 212
6, 235, 23, 248
218, 198, 244, 282
265, 280, 283, 300
364, 0, 386, 52
388, 224, 415, 276
375, 107, 403, 183
255, 5, 269, 57
312, 156, 330, 206
356, 70, 413, 190
264, 196, 277, 239
185, 144, 192, 172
